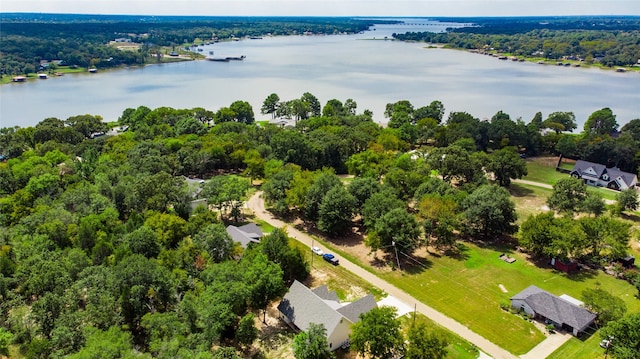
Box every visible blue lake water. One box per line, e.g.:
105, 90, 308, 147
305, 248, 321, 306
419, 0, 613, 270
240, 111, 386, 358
1, 19, 638, 129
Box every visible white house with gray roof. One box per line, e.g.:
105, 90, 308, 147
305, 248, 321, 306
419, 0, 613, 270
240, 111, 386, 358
571, 160, 638, 191
277, 280, 377, 351
511, 285, 596, 336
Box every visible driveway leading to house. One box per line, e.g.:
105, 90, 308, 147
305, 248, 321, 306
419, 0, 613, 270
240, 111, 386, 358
519, 331, 572, 359
247, 191, 517, 359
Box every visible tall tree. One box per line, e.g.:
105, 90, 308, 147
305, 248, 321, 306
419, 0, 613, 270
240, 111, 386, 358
243, 252, 285, 323
350, 306, 403, 359
582, 288, 627, 326
292, 323, 334, 359
547, 177, 588, 215
600, 312, 640, 359
261, 93, 280, 119
462, 185, 517, 239
405, 322, 448, 359
584, 107, 618, 135
486, 147, 528, 187
317, 186, 356, 236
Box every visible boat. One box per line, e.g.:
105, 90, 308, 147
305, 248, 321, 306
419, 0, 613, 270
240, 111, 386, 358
89, 68, 98, 73
38, 73, 48, 79
11, 76, 26, 82
225, 55, 246, 61
54, 72, 64, 76
206, 57, 230, 62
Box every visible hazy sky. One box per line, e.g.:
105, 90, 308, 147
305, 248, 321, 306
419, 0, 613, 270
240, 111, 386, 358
2, 0, 640, 16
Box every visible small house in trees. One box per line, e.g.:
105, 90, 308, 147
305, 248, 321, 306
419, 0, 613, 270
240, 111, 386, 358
570, 160, 638, 191
277, 280, 377, 351
225, 223, 263, 248
511, 285, 596, 336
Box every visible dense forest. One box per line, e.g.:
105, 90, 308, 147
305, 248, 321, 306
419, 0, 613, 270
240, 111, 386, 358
1, 90, 639, 357
394, 16, 640, 67
0, 14, 377, 76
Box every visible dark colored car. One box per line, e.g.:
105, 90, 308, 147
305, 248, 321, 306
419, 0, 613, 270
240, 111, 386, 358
323, 253, 339, 266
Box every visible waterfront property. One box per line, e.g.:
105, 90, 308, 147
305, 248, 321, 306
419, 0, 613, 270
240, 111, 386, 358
277, 280, 377, 351
511, 285, 596, 336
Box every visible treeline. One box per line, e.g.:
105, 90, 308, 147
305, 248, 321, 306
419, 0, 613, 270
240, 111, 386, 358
0, 94, 638, 357
0, 15, 375, 76
394, 17, 640, 67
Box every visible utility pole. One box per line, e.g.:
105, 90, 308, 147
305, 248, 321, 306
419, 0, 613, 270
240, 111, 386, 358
311, 239, 314, 268
604, 336, 614, 359
392, 240, 401, 271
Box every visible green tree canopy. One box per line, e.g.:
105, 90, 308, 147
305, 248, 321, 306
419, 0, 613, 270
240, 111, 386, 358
292, 323, 334, 359
350, 306, 403, 359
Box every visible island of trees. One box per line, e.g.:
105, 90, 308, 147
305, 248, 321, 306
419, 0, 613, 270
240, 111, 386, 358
1, 92, 639, 358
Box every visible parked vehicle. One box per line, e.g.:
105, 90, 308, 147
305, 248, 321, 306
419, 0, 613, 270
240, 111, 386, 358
323, 253, 339, 265
312, 246, 323, 256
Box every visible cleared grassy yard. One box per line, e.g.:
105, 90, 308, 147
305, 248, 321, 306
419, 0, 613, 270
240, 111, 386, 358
364, 242, 638, 355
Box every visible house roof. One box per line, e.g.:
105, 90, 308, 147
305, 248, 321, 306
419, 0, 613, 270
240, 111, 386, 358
572, 160, 637, 187
237, 223, 263, 239
277, 280, 376, 335
512, 285, 596, 331
226, 224, 261, 248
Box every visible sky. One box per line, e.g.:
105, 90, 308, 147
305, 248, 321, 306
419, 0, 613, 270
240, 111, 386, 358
2, 0, 640, 17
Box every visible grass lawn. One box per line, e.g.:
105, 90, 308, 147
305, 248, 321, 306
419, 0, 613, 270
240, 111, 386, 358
400, 314, 479, 359
547, 332, 605, 359
508, 182, 552, 223
523, 156, 568, 185
323, 236, 640, 355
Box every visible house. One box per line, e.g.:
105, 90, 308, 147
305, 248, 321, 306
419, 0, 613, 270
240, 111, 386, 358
511, 285, 596, 336
570, 160, 638, 191
225, 223, 263, 248
277, 280, 377, 351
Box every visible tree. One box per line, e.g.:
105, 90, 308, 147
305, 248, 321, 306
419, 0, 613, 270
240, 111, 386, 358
0, 328, 11, 357
261, 93, 280, 119
582, 288, 627, 326
547, 177, 588, 215
616, 188, 639, 213
518, 212, 559, 257
584, 107, 618, 135
600, 312, 640, 359
229, 100, 255, 124
301, 92, 321, 117
317, 186, 356, 236
486, 147, 527, 187
292, 323, 334, 359
462, 185, 517, 239
418, 194, 459, 250
361, 189, 405, 230
544, 112, 577, 133
347, 176, 382, 213
371, 207, 421, 254
201, 175, 249, 222
350, 306, 403, 359
581, 192, 606, 217
123, 225, 161, 258
405, 322, 448, 359
243, 252, 285, 323
236, 313, 258, 348
66, 326, 138, 359
193, 223, 234, 263
304, 170, 341, 220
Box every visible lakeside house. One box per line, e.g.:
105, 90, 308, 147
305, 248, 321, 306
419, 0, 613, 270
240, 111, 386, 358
277, 280, 377, 351
511, 285, 596, 336
570, 160, 638, 191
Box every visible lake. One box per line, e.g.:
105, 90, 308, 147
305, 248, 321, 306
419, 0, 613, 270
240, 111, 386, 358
1, 19, 638, 129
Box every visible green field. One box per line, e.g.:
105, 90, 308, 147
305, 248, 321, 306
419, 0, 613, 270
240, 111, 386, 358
547, 333, 605, 359
319, 235, 639, 355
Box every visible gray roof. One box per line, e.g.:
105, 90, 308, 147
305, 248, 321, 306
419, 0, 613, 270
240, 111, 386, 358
238, 223, 263, 238
572, 160, 637, 187
512, 285, 596, 331
336, 294, 377, 323
226, 225, 261, 248
312, 285, 340, 302
277, 280, 377, 335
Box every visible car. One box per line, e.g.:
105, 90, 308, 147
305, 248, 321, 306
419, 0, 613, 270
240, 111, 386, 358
311, 246, 323, 256
323, 253, 339, 265
599, 339, 611, 349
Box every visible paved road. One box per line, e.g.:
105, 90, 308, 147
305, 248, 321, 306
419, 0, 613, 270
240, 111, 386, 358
247, 191, 517, 359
